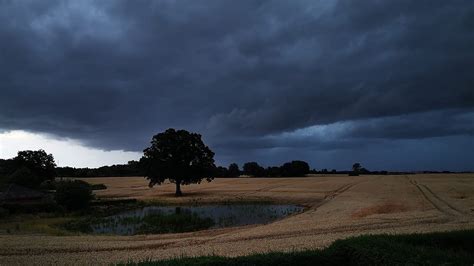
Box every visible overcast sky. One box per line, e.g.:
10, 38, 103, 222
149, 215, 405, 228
1, 0, 473, 171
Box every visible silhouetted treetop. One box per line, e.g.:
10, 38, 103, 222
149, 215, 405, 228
228, 163, 240, 177
9, 150, 56, 188
280, 160, 310, 177
243, 162, 265, 177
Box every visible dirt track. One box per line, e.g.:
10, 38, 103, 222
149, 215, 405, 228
1, 174, 473, 265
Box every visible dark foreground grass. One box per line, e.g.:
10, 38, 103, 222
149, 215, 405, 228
124, 230, 474, 266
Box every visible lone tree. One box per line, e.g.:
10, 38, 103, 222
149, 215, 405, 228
141, 128, 216, 196
351, 163, 362, 176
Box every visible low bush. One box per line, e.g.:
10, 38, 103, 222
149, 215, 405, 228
55, 180, 93, 210
39, 180, 56, 190
0, 207, 9, 218
1, 201, 63, 214
61, 216, 97, 233
8, 167, 40, 188
90, 183, 107, 190
39, 179, 106, 191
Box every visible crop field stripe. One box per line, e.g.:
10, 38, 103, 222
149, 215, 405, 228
215, 216, 451, 244
406, 177, 463, 218
420, 184, 466, 215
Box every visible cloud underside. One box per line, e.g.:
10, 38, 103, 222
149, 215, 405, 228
1, 0, 473, 169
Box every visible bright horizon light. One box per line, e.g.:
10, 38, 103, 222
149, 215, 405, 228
0, 130, 141, 168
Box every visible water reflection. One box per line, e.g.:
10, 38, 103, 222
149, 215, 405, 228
92, 204, 304, 235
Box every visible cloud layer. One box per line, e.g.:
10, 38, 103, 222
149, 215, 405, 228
1, 0, 473, 170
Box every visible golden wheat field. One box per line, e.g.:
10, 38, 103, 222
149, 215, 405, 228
1, 174, 473, 265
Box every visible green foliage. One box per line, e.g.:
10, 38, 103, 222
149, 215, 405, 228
141, 128, 216, 196
279, 161, 310, 177
14, 150, 56, 187
8, 167, 39, 188
123, 230, 474, 266
90, 183, 107, 190
39, 180, 56, 190
1, 201, 63, 214
0, 158, 16, 182
326, 230, 474, 265
1, 150, 56, 188
39, 179, 106, 191
243, 161, 310, 177
351, 163, 362, 176
0, 207, 9, 218
55, 180, 93, 210
56, 160, 143, 177
243, 162, 265, 177
228, 163, 240, 177
61, 216, 96, 233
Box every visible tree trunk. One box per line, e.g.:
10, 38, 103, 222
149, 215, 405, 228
175, 181, 182, 197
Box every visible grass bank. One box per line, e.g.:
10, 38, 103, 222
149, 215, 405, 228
124, 230, 474, 265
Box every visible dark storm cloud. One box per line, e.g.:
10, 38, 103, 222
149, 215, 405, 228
345, 109, 474, 139
211, 109, 474, 152
1, 0, 473, 169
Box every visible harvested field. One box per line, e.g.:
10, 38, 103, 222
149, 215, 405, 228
1, 174, 473, 265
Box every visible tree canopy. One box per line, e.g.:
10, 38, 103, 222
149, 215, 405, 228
55, 180, 93, 210
243, 162, 265, 177
140, 128, 216, 196
280, 160, 310, 177
228, 163, 240, 177
352, 163, 362, 173
9, 150, 56, 188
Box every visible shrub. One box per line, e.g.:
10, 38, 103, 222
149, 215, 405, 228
0, 207, 9, 218
55, 180, 93, 210
8, 167, 39, 188
39, 179, 105, 191
90, 183, 107, 190
39, 180, 56, 190
1, 201, 62, 214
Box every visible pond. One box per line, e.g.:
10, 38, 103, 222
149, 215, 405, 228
91, 204, 304, 235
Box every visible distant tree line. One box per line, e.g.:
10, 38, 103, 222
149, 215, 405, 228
55, 160, 144, 178
1, 153, 421, 182
215, 160, 311, 177
54, 160, 312, 178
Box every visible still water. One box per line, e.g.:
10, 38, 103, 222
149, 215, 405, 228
91, 204, 304, 235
